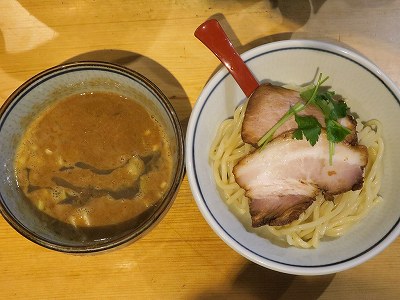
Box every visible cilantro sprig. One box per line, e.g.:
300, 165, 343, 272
256, 74, 352, 164
292, 114, 321, 146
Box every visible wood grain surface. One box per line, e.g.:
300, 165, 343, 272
0, 1, 399, 299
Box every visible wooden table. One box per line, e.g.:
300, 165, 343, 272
1, 1, 399, 298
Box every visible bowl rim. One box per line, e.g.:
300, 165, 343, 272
0, 61, 185, 253
185, 39, 400, 275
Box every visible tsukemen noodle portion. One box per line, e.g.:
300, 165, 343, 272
14, 91, 173, 229
209, 83, 383, 249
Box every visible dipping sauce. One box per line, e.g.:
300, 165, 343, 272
14, 92, 173, 228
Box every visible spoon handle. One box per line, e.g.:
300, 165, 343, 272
194, 19, 259, 98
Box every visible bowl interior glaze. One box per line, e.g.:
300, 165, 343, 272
186, 40, 400, 275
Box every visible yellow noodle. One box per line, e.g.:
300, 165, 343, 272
210, 102, 384, 248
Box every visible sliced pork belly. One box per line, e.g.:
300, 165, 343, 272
233, 130, 368, 227
241, 84, 357, 146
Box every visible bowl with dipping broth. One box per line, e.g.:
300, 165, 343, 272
0, 61, 185, 253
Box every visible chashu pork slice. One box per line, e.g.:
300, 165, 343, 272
241, 83, 357, 146
233, 130, 368, 227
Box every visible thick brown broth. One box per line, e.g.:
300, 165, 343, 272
14, 91, 173, 228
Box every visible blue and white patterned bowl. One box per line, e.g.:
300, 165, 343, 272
186, 40, 400, 275
0, 61, 185, 253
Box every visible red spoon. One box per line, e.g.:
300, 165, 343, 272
194, 19, 260, 98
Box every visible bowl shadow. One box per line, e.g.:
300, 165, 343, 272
63, 50, 192, 136
195, 261, 335, 299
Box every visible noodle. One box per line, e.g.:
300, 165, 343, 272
209, 102, 384, 248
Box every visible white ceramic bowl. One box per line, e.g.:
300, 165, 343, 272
0, 61, 185, 253
186, 40, 400, 275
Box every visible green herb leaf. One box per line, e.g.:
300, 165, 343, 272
313, 91, 349, 121
292, 129, 303, 140
326, 119, 352, 143
314, 91, 335, 118
330, 100, 348, 120
293, 114, 322, 146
